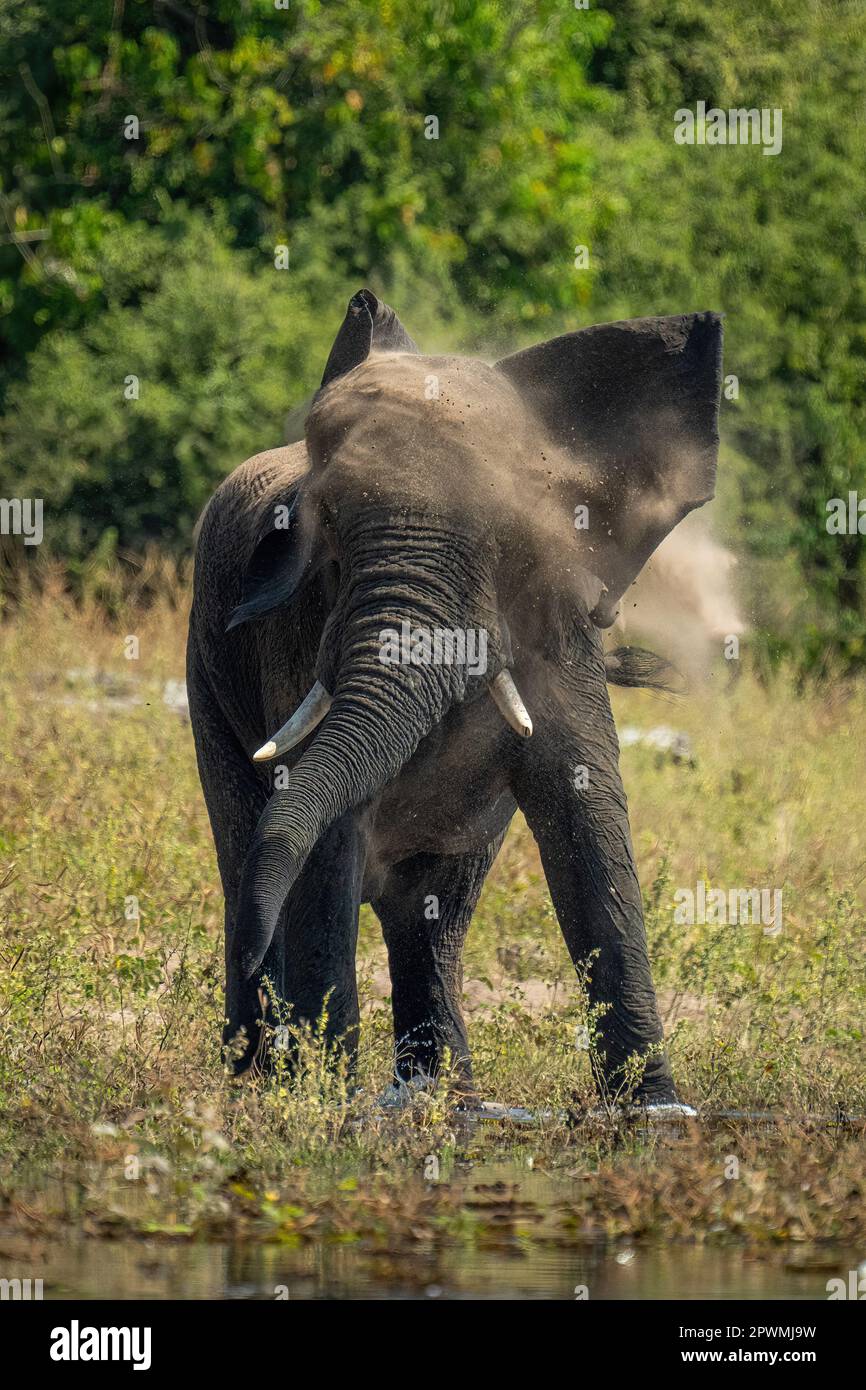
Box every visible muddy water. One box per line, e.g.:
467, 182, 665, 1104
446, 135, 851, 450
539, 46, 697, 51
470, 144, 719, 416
2, 1163, 858, 1300
11, 1237, 853, 1301
7, 1235, 854, 1301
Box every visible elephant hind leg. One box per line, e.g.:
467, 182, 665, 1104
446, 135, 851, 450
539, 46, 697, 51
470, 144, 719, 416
510, 675, 677, 1106
371, 837, 504, 1096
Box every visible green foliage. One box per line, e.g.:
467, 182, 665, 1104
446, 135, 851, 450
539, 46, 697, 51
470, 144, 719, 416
0, 0, 864, 661
0, 211, 340, 554
584, 0, 866, 669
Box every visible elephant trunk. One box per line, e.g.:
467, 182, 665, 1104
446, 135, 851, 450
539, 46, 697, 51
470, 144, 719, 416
232, 605, 467, 984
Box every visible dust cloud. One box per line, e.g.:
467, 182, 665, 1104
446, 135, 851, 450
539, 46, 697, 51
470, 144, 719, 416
303, 338, 743, 678
614, 510, 744, 675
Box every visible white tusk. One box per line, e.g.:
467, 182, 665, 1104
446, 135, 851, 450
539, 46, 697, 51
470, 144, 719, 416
489, 670, 533, 739
252, 681, 332, 761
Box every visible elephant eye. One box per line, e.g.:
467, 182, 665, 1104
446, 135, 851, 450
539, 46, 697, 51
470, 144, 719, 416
318, 502, 340, 556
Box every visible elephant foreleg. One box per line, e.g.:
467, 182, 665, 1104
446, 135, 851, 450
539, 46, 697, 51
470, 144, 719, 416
372, 838, 504, 1096
277, 811, 365, 1070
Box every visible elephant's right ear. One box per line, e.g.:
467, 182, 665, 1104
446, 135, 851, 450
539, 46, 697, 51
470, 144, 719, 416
496, 313, 723, 625
227, 488, 324, 630
319, 288, 419, 388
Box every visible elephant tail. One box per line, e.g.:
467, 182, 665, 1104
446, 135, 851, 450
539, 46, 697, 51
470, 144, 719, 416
604, 645, 682, 693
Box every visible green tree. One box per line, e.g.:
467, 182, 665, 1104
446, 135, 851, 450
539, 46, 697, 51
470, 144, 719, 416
0, 0, 864, 666
0, 214, 339, 555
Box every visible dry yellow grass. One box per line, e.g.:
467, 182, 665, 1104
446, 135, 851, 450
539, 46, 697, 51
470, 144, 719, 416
0, 579, 864, 1249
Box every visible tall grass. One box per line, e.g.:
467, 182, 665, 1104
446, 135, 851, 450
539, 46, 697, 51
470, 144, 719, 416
0, 587, 864, 1242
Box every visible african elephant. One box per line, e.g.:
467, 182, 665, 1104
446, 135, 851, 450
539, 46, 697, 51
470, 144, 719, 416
187, 289, 722, 1108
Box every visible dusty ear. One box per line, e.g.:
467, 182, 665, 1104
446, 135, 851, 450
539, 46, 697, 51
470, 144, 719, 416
496, 313, 723, 625
319, 288, 419, 388
227, 489, 325, 630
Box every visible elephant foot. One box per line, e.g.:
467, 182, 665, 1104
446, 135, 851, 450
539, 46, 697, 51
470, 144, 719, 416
463, 1100, 547, 1124
588, 1098, 697, 1121
626, 1069, 684, 1107
462, 1098, 696, 1124
629, 1099, 697, 1119
377, 1071, 437, 1110
378, 1068, 485, 1112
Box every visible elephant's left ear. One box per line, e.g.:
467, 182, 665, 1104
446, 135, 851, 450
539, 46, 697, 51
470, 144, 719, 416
227, 488, 324, 630
320, 288, 419, 389
496, 313, 723, 625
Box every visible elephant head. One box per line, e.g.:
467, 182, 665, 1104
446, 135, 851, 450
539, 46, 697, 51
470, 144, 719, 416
228, 289, 722, 1016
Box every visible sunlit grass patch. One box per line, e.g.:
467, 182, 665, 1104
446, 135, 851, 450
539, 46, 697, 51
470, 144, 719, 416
0, 591, 864, 1249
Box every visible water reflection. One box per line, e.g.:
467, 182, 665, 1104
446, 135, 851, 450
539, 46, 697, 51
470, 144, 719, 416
1, 1161, 857, 1300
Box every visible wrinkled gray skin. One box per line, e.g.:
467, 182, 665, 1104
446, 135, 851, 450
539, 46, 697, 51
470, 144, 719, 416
187, 289, 722, 1104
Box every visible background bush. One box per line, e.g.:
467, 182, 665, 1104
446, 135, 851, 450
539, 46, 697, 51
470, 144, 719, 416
0, 0, 864, 666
